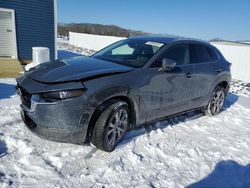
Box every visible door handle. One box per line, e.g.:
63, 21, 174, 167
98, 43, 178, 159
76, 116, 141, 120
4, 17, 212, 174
215, 69, 222, 73
186, 72, 192, 78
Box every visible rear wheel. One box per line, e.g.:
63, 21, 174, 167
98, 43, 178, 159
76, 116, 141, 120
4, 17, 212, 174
91, 100, 130, 152
203, 86, 226, 116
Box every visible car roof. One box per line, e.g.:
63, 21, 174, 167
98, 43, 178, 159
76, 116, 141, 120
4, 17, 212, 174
129, 35, 210, 45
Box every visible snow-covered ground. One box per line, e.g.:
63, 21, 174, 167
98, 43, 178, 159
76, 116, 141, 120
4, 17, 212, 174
57, 37, 96, 57
0, 78, 250, 188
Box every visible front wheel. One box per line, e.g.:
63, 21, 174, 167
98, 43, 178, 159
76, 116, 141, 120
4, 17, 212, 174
91, 100, 130, 152
203, 86, 226, 116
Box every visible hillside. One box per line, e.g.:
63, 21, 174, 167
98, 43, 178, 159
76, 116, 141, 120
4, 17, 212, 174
58, 23, 149, 37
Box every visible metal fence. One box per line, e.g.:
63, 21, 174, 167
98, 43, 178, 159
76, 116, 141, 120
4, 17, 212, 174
69, 32, 125, 51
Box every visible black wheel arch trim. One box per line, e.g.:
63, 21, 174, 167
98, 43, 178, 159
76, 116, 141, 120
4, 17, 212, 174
79, 86, 146, 143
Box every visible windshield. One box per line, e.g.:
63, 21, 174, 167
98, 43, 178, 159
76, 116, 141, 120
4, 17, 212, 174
93, 39, 165, 68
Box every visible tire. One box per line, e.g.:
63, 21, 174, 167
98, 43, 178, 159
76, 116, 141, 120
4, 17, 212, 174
91, 100, 130, 152
203, 86, 226, 116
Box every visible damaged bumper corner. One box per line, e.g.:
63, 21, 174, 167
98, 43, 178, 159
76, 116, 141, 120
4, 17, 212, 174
20, 96, 90, 144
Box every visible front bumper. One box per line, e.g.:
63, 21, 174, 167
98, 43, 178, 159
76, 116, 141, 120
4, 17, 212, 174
20, 99, 87, 144
16, 77, 92, 144
21, 108, 83, 143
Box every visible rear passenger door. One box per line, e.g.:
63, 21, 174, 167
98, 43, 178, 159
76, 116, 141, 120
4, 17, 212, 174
188, 44, 217, 108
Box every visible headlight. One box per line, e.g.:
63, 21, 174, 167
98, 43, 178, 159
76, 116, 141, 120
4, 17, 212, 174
40, 89, 85, 101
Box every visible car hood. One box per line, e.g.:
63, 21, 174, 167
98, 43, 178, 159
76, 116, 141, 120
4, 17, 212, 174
26, 56, 134, 84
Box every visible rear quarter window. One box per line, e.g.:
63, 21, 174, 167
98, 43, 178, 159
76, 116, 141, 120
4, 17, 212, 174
207, 47, 218, 61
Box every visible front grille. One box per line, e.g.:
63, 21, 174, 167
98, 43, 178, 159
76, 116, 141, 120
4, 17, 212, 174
17, 86, 32, 108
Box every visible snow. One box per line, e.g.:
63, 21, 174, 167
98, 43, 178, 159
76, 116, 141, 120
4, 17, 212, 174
0, 78, 250, 187
69, 32, 125, 51
57, 40, 96, 57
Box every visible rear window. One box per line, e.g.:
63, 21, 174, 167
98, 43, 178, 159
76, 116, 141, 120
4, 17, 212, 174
189, 45, 217, 64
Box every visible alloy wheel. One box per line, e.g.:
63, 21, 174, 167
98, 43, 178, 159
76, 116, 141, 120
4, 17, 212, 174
107, 108, 128, 146
210, 90, 225, 114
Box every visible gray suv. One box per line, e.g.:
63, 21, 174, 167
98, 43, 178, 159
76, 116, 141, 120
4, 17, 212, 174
16, 36, 231, 152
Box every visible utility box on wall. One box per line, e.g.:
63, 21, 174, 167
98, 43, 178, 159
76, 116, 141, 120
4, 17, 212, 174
0, 0, 57, 61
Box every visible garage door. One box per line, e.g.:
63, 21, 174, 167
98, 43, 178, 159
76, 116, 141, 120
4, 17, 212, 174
0, 10, 15, 58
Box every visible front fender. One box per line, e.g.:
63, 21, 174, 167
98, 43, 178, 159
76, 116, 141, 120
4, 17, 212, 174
79, 86, 146, 142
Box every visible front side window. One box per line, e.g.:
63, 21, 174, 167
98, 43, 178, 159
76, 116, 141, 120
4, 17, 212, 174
93, 39, 165, 68
189, 45, 216, 64
164, 45, 188, 65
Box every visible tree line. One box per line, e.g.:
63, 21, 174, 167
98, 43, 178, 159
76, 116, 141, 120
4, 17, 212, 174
58, 23, 148, 37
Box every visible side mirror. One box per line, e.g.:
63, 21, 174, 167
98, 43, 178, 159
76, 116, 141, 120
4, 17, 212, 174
161, 58, 176, 71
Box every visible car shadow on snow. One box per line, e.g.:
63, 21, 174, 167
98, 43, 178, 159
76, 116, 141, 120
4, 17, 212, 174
224, 92, 239, 109
0, 139, 8, 158
187, 160, 250, 188
119, 92, 239, 147
0, 83, 16, 100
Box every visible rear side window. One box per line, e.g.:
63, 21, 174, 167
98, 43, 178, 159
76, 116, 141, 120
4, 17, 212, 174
189, 45, 216, 64
164, 45, 188, 65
